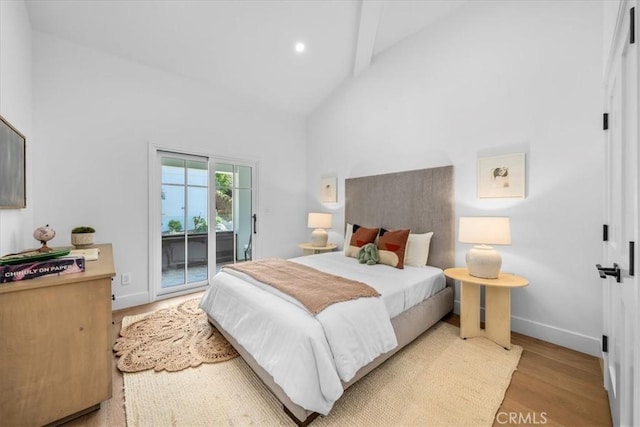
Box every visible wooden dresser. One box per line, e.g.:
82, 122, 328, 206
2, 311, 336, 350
0, 243, 115, 426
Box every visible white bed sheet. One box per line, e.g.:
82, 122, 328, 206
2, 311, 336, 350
219, 265, 397, 383
199, 254, 445, 415
292, 252, 446, 318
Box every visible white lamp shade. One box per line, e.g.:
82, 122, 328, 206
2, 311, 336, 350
458, 217, 511, 245
308, 212, 332, 229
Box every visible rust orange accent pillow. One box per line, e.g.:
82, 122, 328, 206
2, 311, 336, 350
377, 228, 410, 269
345, 224, 379, 258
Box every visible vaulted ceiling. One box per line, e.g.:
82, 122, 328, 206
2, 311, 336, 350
25, 0, 467, 116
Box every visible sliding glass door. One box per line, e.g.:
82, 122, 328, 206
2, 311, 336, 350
160, 154, 209, 293
151, 148, 257, 299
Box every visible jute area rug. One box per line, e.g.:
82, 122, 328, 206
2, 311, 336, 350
114, 299, 237, 373
121, 306, 522, 427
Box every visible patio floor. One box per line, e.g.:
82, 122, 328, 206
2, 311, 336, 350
161, 262, 232, 288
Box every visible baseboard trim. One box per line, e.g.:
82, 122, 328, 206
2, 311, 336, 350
112, 286, 208, 311
511, 315, 601, 357
453, 300, 600, 357
112, 291, 149, 310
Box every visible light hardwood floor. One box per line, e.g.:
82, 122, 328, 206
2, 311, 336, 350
67, 293, 611, 427
441, 313, 612, 427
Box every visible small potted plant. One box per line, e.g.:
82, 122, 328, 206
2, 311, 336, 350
193, 215, 208, 233
71, 226, 96, 248
167, 220, 183, 234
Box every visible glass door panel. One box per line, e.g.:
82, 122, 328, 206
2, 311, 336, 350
215, 163, 234, 270
160, 155, 209, 292
186, 184, 208, 284
235, 165, 253, 262
161, 171, 186, 288
215, 162, 254, 269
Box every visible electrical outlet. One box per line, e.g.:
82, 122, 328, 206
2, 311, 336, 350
122, 273, 132, 286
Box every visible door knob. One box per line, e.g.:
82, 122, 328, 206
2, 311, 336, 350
596, 263, 621, 283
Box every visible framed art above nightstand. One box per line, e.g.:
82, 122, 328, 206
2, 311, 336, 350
477, 153, 526, 199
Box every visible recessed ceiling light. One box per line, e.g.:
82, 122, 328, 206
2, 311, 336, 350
294, 42, 305, 54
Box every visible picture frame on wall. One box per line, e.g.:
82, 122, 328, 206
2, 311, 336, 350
477, 153, 526, 199
320, 176, 337, 203
0, 115, 26, 209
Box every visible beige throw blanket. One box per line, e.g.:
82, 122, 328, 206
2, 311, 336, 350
224, 258, 380, 314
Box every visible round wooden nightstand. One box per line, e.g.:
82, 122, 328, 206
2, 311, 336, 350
298, 243, 337, 256
444, 267, 528, 350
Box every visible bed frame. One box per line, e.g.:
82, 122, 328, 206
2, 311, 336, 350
209, 165, 454, 425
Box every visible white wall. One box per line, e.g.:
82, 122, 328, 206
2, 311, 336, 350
602, 0, 623, 72
32, 32, 308, 309
0, 0, 33, 254
307, 1, 604, 356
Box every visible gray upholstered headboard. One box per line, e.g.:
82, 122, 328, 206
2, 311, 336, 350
345, 166, 454, 271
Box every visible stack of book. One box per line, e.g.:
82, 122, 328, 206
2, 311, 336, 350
0, 248, 86, 284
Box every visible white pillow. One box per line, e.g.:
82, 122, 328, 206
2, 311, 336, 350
404, 232, 434, 267
343, 223, 353, 255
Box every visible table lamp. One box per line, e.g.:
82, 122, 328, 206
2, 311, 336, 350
308, 212, 333, 247
458, 217, 511, 279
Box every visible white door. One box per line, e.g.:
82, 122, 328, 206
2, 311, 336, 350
600, 3, 638, 426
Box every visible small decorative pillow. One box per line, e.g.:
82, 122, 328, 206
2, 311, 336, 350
357, 243, 379, 265
377, 228, 410, 269
404, 232, 434, 267
345, 224, 380, 258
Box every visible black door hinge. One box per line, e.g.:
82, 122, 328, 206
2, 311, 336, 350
603, 224, 609, 241
603, 113, 609, 130
112, 294, 115, 301
631, 7, 635, 44
602, 335, 608, 353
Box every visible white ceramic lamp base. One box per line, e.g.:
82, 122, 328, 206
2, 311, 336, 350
310, 229, 328, 247
466, 245, 502, 279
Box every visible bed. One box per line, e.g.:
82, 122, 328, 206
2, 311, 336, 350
200, 166, 454, 425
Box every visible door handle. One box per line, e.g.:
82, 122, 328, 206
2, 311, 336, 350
252, 214, 257, 234
596, 263, 621, 283
630, 242, 635, 277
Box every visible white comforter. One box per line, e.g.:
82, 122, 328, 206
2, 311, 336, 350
199, 259, 398, 415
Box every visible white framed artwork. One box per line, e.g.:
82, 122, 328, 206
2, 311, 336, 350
320, 176, 337, 203
477, 153, 526, 199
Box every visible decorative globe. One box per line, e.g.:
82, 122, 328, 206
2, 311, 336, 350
33, 225, 56, 251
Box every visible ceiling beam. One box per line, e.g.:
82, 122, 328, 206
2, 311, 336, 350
353, 0, 383, 77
